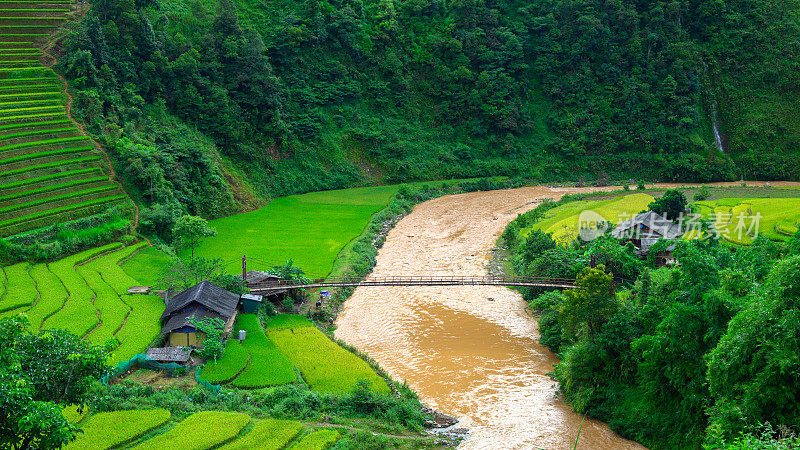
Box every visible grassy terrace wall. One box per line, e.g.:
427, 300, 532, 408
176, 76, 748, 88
0, 0, 133, 239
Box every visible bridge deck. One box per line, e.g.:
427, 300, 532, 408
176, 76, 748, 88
249, 276, 577, 294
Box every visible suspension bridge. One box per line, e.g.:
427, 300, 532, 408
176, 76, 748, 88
248, 275, 578, 295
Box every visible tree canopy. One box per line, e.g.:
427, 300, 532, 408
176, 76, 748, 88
0, 316, 108, 450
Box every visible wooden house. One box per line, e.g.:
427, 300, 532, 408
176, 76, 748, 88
160, 281, 239, 347
612, 211, 683, 264
237, 270, 290, 303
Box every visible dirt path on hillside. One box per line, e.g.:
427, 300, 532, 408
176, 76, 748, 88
334, 181, 800, 449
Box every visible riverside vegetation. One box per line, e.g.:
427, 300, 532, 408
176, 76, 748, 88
502, 188, 800, 449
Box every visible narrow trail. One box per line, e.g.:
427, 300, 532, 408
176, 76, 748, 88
39, 2, 145, 235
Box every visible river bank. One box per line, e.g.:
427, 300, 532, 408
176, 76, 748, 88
333, 185, 640, 448
333, 181, 800, 448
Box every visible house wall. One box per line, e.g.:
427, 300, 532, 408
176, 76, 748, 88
169, 331, 206, 347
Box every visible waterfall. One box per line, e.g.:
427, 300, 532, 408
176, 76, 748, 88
711, 101, 724, 153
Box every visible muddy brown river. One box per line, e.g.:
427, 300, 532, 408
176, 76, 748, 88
334, 182, 799, 449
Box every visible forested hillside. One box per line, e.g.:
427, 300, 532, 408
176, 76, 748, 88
503, 191, 800, 448
57, 0, 800, 230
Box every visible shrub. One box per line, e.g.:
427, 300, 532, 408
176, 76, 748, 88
694, 185, 711, 202
648, 189, 687, 221
190, 317, 226, 361
707, 256, 800, 440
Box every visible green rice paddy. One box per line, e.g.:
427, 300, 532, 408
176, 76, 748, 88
0, 4, 131, 238
199, 314, 388, 394
692, 198, 800, 244
132, 411, 251, 450
65, 410, 337, 449
191, 186, 399, 277
290, 429, 341, 450
65, 409, 172, 450
0, 242, 164, 364
201, 338, 250, 384
266, 315, 389, 394
123, 185, 400, 282
228, 314, 295, 388
1, 261, 35, 312
520, 191, 800, 247
521, 193, 655, 245
217, 419, 303, 450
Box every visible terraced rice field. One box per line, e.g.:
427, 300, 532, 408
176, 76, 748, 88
520, 193, 655, 245
186, 186, 400, 277
267, 315, 390, 394
290, 429, 341, 450
201, 338, 250, 384
200, 314, 388, 394
67, 411, 338, 450
0, 241, 164, 364
65, 409, 172, 450
230, 314, 296, 388
692, 198, 800, 244
217, 419, 303, 450
202, 313, 296, 388
0, 0, 132, 238
132, 411, 252, 450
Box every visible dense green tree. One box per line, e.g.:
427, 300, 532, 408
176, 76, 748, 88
0, 316, 108, 449
707, 256, 800, 440
518, 229, 556, 267
648, 189, 688, 221
173, 215, 217, 259
582, 235, 642, 282
57, 0, 800, 218
560, 265, 617, 341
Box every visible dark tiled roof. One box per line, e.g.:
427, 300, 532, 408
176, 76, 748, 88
161, 281, 239, 320
237, 270, 281, 285
160, 309, 224, 335
612, 211, 683, 240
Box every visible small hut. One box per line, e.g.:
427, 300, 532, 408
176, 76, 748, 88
146, 347, 192, 364
612, 211, 683, 263
240, 294, 263, 314
160, 281, 239, 347
237, 270, 290, 304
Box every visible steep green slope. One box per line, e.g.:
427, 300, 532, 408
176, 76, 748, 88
53, 0, 800, 239
0, 0, 134, 239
